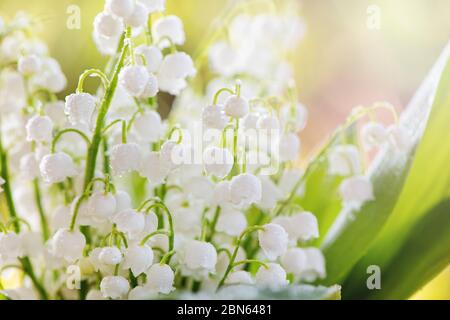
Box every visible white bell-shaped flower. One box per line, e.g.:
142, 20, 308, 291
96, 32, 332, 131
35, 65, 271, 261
152, 15, 185, 47
20, 153, 40, 180
0, 232, 24, 259
280, 102, 308, 132
50, 228, 86, 263
139, 151, 170, 184
100, 276, 130, 299
281, 248, 307, 276
135, 45, 163, 73
128, 286, 157, 300
119, 65, 149, 97
114, 190, 132, 212
340, 175, 374, 207
105, 0, 135, 19
361, 122, 388, 149
112, 209, 145, 237
51, 205, 71, 230
139, 73, 159, 98
301, 248, 326, 282
255, 263, 288, 289
86, 289, 105, 300
99, 246, 122, 265
157, 52, 196, 95
138, 0, 165, 13
124, 2, 148, 28
258, 223, 288, 260
212, 181, 232, 206
388, 125, 411, 152
18, 54, 41, 75
203, 146, 233, 178
26, 115, 53, 142
328, 145, 361, 176
216, 209, 247, 237
229, 173, 262, 207
146, 263, 175, 294
45, 100, 67, 126
224, 95, 249, 118
20, 232, 44, 258
93, 31, 120, 56
279, 133, 300, 162
39, 152, 77, 184
181, 240, 217, 277
258, 176, 283, 210
290, 211, 319, 241
202, 104, 229, 130
123, 244, 153, 276
160, 140, 186, 169
257, 115, 280, 131
133, 110, 162, 143
87, 191, 117, 221
64, 93, 96, 126
225, 271, 254, 285
110, 143, 141, 176
94, 11, 124, 38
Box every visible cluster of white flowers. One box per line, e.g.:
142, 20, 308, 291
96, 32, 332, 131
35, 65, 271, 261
0, 1, 411, 300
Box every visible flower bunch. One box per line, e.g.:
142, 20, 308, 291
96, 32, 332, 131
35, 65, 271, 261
0, 0, 411, 300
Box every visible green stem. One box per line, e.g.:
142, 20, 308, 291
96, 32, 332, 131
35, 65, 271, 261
206, 206, 221, 242
140, 230, 169, 246
51, 128, 91, 153
216, 225, 265, 290
33, 179, 49, 241
76, 69, 110, 93
83, 33, 128, 190
69, 195, 87, 231
213, 87, 234, 105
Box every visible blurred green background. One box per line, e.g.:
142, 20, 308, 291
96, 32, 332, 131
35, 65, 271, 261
0, 0, 449, 299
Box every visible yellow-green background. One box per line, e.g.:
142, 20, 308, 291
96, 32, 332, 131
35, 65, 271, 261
0, 0, 449, 299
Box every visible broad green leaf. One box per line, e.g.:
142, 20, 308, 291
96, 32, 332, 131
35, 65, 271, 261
352, 199, 450, 299
320, 43, 450, 286
340, 43, 450, 298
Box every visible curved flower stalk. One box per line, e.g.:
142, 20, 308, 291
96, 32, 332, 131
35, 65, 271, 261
0, 1, 419, 301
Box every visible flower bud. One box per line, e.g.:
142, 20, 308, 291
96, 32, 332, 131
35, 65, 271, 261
94, 12, 124, 38
203, 146, 233, 178
152, 15, 185, 47
339, 175, 374, 207
87, 191, 117, 221
146, 263, 175, 294
99, 246, 122, 265
64, 93, 96, 126
328, 145, 361, 176
18, 54, 41, 75
105, 0, 135, 19
119, 65, 150, 97
112, 209, 145, 237
258, 223, 288, 260
226, 271, 254, 285
115, 190, 132, 212
110, 143, 141, 175
290, 211, 319, 241
229, 173, 262, 207
133, 111, 162, 143
123, 244, 153, 276
255, 263, 288, 289
257, 115, 280, 131
280, 102, 308, 132
281, 248, 307, 275
100, 276, 130, 299
50, 228, 86, 263
361, 122, 388, 149
212, 181, 232, 206
26, 115, 53, 142
39, 152, 77, 184
224, 95, 249, 118
128, 286, 157, 300
135, 45, 163, 73
202, 104, 229, 130
279, 133, 300, 162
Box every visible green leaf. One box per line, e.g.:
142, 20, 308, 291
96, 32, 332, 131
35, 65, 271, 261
357, 199, 450, 299
320, 44, 450, 287
341, 44, 450, 298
